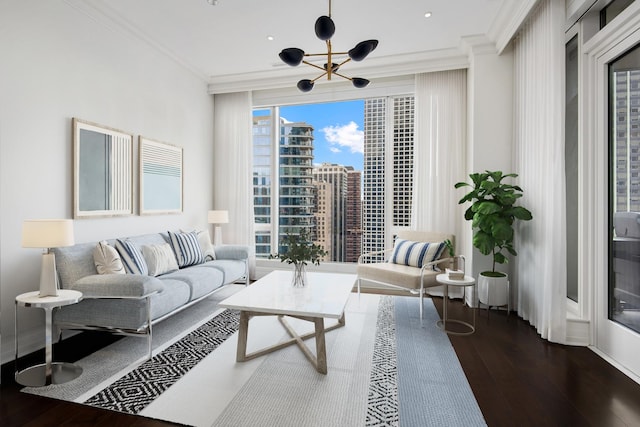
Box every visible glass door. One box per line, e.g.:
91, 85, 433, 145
605, 42, 640, 377
610, 43, 640, 334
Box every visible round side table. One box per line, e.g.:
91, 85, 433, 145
15, 289, 83, 387
435, 274, 476, 335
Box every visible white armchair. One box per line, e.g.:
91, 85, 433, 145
357, 231, 454, 318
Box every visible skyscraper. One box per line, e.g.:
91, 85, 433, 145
362, 97, 415, 258
252, 114, 315, 256
346, 167, 362, 263
312, 163, 348, 262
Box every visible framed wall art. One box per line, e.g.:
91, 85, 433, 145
73, 118, 133, 218
139, 136, 183, 215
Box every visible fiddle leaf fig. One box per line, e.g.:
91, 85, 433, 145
456, 171, 533, 273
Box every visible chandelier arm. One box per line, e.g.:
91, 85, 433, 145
302, 60, 329, 72
331, 71, 352, 81
336, 58, 352, 67
311, 72, 328, 83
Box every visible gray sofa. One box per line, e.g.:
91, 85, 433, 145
52, 231, 249, 357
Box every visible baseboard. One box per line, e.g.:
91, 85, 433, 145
589, 346, 640, 386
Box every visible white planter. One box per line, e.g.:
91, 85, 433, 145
477, 273, 509, 308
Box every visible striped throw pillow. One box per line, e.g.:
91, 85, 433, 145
168, 231, 205, 268
389, 239, 446, 270
115, 239, 149, 275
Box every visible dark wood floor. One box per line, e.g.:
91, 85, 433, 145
2, 297, 640, 426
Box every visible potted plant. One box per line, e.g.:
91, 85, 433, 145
269, 230, 328, 287
455, 171, 533, 308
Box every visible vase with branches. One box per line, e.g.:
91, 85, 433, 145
269, 230, 327, 287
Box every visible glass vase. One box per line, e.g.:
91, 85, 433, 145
292, 262, 307, 287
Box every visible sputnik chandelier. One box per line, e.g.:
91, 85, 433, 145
278, 0, 378, 92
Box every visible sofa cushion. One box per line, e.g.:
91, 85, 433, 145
162, 266, 224, 300
93, 241, 125, 275
115, 239, 149, 275
169, 231, 205, 267
69, 274, 164, 298
201, 259, 246, 284
389, 239, 446, 270
142, 243, 179, 277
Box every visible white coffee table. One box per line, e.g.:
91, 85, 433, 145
219, 270, 356, 374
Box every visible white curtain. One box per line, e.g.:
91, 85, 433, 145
413, 70, 467, 298
412, 70, 467, 236
213, 91, 256, 278
512, 0, 566, 343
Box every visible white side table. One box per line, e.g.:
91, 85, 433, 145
435, 274, 476, 336
15, 289, 83, 386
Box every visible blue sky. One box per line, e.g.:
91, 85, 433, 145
257, 100, 365, 172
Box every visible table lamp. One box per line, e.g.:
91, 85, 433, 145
22, 219, 75, 297
207, 210, 229, 246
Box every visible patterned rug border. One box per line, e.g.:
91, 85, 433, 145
83, 308, 240, 414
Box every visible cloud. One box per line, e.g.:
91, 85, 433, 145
322, 121, 364, 154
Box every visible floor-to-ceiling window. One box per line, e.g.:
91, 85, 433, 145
252, 96, 414, 263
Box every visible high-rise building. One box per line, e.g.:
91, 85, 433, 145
252, 114, 315, 257
312, 163, 348, 262
614, 70, 640, 212
312, 179, 333, 260
362, 97, 415, 259
346, 167, 362, 263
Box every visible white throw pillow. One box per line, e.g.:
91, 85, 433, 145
142, 243, 179, 276
196, 229, 216, 261
93, 241, 125, 275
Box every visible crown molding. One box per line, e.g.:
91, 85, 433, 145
208, 49, 469, 94
62, 0, 209, 82
489, 0, 540, 54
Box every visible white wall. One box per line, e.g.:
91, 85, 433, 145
0, 0, 215, 364
464, 41, 515, 279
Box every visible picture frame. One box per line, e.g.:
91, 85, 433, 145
139, 136, 183, 215
73, 118, 133, 218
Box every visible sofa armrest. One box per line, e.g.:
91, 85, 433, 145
214, 245, 249, 261
67, 274, 164, 298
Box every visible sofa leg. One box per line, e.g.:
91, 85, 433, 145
419, 287, 424, 319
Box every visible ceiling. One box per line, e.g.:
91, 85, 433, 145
78, 0, 524, 90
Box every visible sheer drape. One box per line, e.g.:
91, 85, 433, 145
413, 70, 467, 298
512, 0, 566, 343
213, 91, 256, 278
413, 70, 467, 235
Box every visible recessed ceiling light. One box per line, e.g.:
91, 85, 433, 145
267, 35, 275, 41
424, 11, 432, 18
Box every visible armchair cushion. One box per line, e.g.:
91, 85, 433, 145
389, 239, 446, 270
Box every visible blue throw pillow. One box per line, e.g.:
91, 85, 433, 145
389, 239, 446, 270
168, 231, 205, 268
115, 239, 149, 275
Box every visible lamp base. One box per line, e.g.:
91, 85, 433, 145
39, 252, 59, 297
213, 225, 223, 246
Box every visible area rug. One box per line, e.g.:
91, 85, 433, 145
23, 290, 486, 427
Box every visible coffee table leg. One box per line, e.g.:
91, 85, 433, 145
236, 311, 249, 362
314, 317, 327, 375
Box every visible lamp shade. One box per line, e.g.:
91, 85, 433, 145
279, 48, 305, 66
352, 77, 370, 88
22, 219, 75, 248
348, 39, 379, 61
297, 79, 315, 92
314, 15, 335, 40
208, 210, 229, 224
